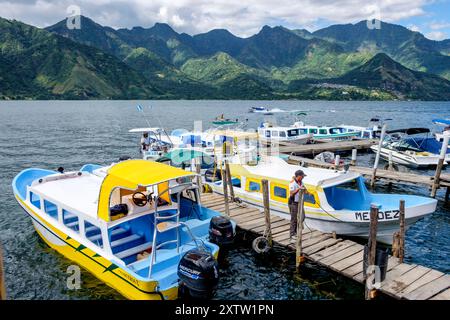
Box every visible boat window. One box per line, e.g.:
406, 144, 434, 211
44, 200, 58, 219
248, 181, 261, 192
330, 128, 344, 134
273, 186, 287, 199
279, 131, 286, 137
323, 178, 368, 211
363, 132, 371, 139
319, 129, 328, 135
272, 131, 279, 137
30, 192, 41, 209
63, 209, 80, 233
309, 129, 318, 134
232, 177, 241, 188
298, 128, 308, 135
85, 222, 103, 248
287, 129, 299, 137
304, 193, 316, 204
337, 179, 359, 191
265, 130, 271, 138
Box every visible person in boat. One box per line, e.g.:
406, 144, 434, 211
289, 170, 308, 242
141, 132, 151, 151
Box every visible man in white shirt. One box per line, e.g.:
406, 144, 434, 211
289, 169, 307, 241
141, 132, 151, 151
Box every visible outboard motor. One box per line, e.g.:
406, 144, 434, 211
209, 216, 235, 246
178, 249, 219, 299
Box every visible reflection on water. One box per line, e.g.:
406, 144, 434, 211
0, 100, 448, 299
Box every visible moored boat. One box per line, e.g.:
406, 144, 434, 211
12, 160, 235, 299
208, 156, 436, 244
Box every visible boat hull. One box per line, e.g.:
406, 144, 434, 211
371, 146, 445, 168
15, 196, 177, 300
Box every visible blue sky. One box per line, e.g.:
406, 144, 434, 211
0, 0, 449, 40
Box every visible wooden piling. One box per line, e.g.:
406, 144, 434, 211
195, 158, 202, 197
431, 135, 449, 197
221, 166, 230, 216
399, 199, 405, 263
261, 179, 272, 247
350, 148, 357, 166
225, 160, 235, 202
334, 155, 340, 170
365, 204, 379, 300
296, 188, 306, 269
0, 244, 5, 300
371, 124, 387, 188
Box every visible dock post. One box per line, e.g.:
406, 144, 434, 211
221, 165, 230, 216
195, 158, 202, 197
261, 179, 272, 247
0, 244, 5, 300
225, 160, 235, 202
399, 199, 405, 263
350, 149, 357, 166
365, 204, 379, 300
446, 187, 450, 203
371, 124, 387, 188
388, 151, 394, 171
431, 135, 449, 197
334, 155, 340, 170
296, 188, 306, 269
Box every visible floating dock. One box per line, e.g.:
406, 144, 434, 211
200, 192, 450, 300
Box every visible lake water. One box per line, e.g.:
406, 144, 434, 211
0, 100, 449, 300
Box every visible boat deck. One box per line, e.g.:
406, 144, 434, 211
200, 192, 450, 300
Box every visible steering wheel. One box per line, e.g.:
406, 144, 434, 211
132, 192, 148, 207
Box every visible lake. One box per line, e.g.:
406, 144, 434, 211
0, 100, 449, 299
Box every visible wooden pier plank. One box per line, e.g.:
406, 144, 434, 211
403, 275, 450, 300
201, 192, 448, 300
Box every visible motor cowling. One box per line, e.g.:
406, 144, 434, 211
178, 249, 219, 299
209, 216, 235, 246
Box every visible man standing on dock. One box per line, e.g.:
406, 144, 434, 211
289, 170, 307, 243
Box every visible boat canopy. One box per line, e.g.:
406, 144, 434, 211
128, 127, 164, 134
432, 119, 450, 126
97, 160, 195, 222
387, 128, 430, 135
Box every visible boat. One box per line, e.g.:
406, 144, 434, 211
212, 115, 239, 126
249, 107, 273, 115
370, 128, 450, 168
12, 160, 236, 299
432, 119, 450, 143
129, 128, 173, 161
258, 122, 313, 145
291, 121, 361, 141
208, 156, 437, 244
339, 118, 391, 139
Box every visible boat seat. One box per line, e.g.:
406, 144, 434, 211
116, 242, 153, 260
111, 234, 142, 247
88, 227, 127, 243
85, 225, 101, 237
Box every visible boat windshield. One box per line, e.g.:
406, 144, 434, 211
324, 177, 370, 210
287, 129, 299, 137
329, 127, 345, 134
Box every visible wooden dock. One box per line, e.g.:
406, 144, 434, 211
200, 192, 450, 300
277, 139, 378, 157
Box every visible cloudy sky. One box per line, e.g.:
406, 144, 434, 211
1, 0, 449, 40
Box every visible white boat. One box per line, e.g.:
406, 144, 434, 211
291, 122, 361, 141
208, 156, 436, 244
258, 122, 313, 145
370, 128, 449, 168
249, 107, 273, 115
340, 118, 391, 139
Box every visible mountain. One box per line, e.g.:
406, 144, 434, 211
0, 17, 162, 99
2, 15, 450, 100
313, 20, 450, 80
327, 53, 450, 100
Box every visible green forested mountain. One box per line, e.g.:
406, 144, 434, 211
1, 16, 450, 100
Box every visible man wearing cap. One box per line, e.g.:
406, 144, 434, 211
289, 169, 307, 242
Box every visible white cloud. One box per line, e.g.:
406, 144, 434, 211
0, 0, 431, 37
408, 24, 421, 32
426, 31, 447, 40
429, 21, 450, 30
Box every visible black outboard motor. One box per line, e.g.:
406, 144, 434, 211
178, 249, 219, 299
209, 216, 235, 246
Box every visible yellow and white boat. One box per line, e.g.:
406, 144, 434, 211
209, 155, 437, 244
12, 160, 234, 299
